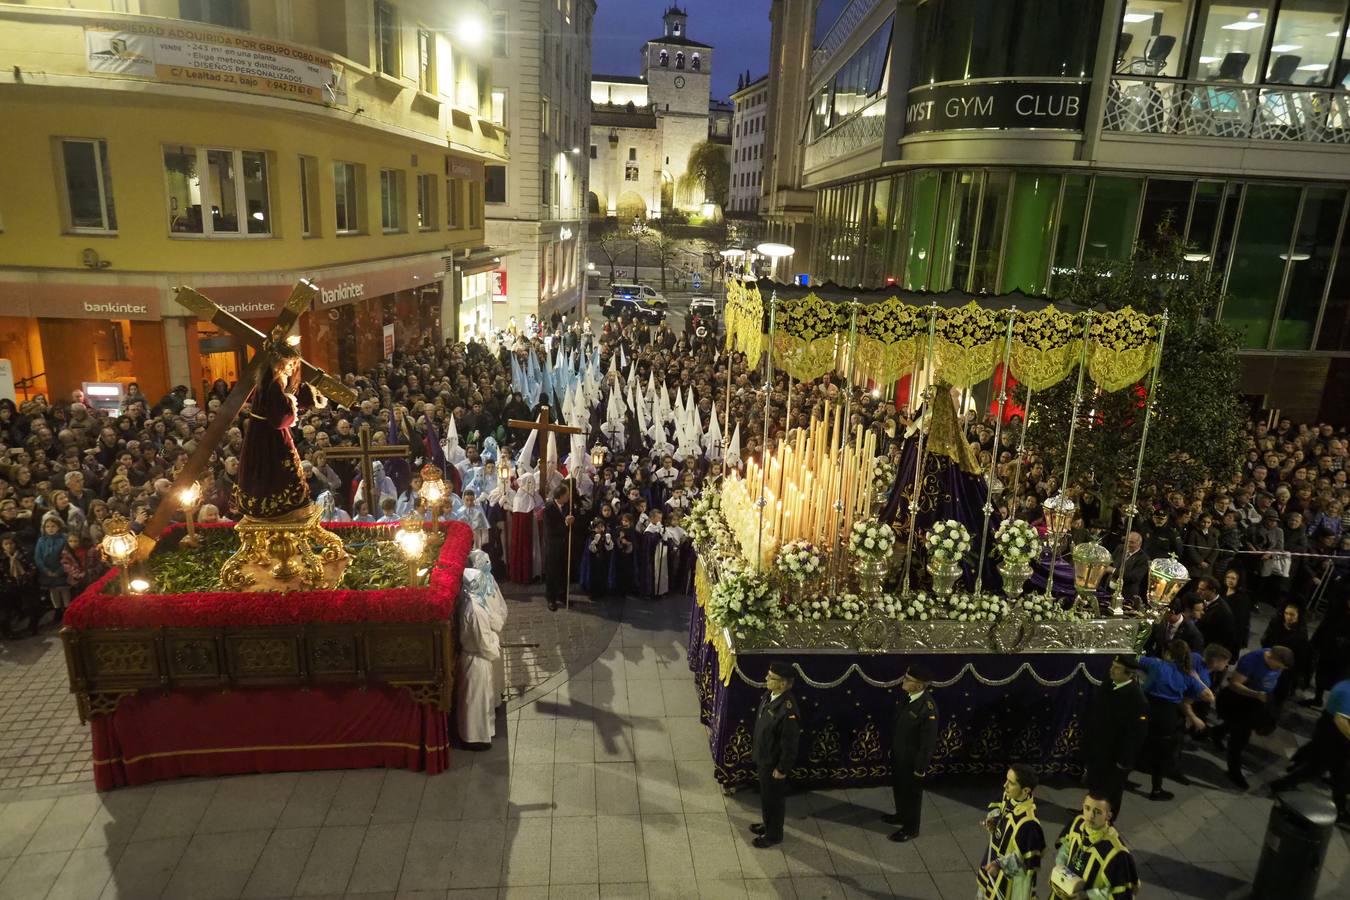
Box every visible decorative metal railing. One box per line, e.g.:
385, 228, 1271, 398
803, 95, 887, 173
1103, 76, 1350, 145
809, 0, 887, 83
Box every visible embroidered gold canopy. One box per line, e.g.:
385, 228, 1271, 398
723, 279, 1160, 393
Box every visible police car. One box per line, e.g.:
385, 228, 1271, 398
603, 283, 667, 323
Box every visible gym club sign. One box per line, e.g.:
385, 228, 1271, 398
903, 80, 1088, 135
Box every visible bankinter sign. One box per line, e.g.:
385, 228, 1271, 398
903, 80, 1088, 135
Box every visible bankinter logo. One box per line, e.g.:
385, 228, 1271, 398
83, 302, 148, 315
319, 282, 364, 306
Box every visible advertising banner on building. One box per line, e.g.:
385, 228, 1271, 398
382, 323, 396, 360
904, 80, 1088, 135
491, 269, 508, 303
0, 360, 14, 404
84, 22, 348, 107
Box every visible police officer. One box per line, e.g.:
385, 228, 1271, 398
750, 661, 801, 849
1082, 654, 1148, 822
886, 663, 939, 842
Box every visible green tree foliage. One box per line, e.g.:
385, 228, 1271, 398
677, 141, 730, 209
1027, 223, 1245, 520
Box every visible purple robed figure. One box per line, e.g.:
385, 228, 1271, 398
235, 347, 324, 519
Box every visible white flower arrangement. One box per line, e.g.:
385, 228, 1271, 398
869, 456, 895, 495
993, 518, 1041, 564
849, 520, 896, 562
706, 568, 780, 639
926, 519, 971, 564
899, 591, 943, 621
774, 540, 823, 584
687, 492, 727, 546
948, 591, 1009, 623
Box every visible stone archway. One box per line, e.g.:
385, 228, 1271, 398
587, 191, 603, 217
616, 191, 647, 222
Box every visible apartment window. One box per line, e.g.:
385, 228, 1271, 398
589, 145, 597, 159
334, 161, 363, 234
375, 1, 399, 77
379, 170, 404, 232
417, 29, 436, 93
552, 173, 560, 212
486, 165, 507, 204
541, 168, 550, 205
179, 0, 246, 28
542, 97, 551, 136
163, 145, 269, 236
61, 138, 117, 232
492, 12, 508, 57
628, 147, 637, 161
447, 177, 463, 228
469, 182, 482, 227
299, 155, 319, 237
491, 89, 508, 127
416, 173, 437, 230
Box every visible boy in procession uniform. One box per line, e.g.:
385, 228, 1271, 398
978, 764, 1046, 900
1052, 791, 1139, 900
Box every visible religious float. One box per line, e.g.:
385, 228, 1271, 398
59, 281, 473, 789
688, 278, 1190, 789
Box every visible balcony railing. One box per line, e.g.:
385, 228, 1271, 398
809, 0, 887, 84
1103, 76, 1350, 145
803, 95, 887, 173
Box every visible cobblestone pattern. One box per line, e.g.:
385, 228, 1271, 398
0, 634, 92, 789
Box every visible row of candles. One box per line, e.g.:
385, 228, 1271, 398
727, 401, 879, 570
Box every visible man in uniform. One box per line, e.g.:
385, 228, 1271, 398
1272, 674, 1350, 825
978, 763, 1046, 900
1052, 790, 1139, 900
1082, 655, 1148, 822
749, 661, 801, 849
886, 663, 939, 842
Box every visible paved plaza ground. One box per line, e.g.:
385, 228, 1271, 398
0, 588, 1347, 899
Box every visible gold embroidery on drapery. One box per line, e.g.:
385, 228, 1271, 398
931, 303, 1005, 388
725, 279, 765, 370
1088, 307, 1159, 391
773, 293, 848, 381
856, 298, 926, 385
1009, 307, 1083, 390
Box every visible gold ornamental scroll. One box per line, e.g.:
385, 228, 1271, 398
772, 293, 848, 382
725, 279, 765, 370
930, 303, 1007, 389
856, 297, 926, 386
1087, 307, 1161, 392
1009, 306, 1084, 390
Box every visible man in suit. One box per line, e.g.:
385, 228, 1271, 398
1193, 574, 1239, 657
886, 664, 939, 842
1142, 601, 1204, 656
542, 483, 573, 611
1110, 531, 1150, 603
1082, 655, 1149, 822
750, 661, 801, 848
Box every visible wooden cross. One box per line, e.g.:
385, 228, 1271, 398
138, 280, 357, 552
322, 423, 412, 518
325, 423, 410, 518
506, 405, 582, 485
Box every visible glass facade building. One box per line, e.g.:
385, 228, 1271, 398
767, 0, 1350, 415
812, 168, 1350, 352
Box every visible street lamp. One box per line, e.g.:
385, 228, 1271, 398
630, 215, 647, 282
178, 481, 202, 548
755, 242, 796, 281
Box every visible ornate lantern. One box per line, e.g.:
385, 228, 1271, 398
418, 464, 446, 531
100, 513, 139, 593
178, 481, 202, 548
1072, 541, 1113, 597
590, 444, 607, 469
1147, 556, 1190, 608
394, 512, 427, 586
1043, 493, 1076, 538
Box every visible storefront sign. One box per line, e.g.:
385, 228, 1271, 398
84, 22, 348, 106
903, 80, 1087, 135
0, 281, 162, 320
194, 257, 447, 316
447, 157, 485, 182
491, 269, 508, 303
559, 227, 574, 242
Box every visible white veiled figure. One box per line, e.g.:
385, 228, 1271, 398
469, 549, 508, 702
454, 565, 501, 745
